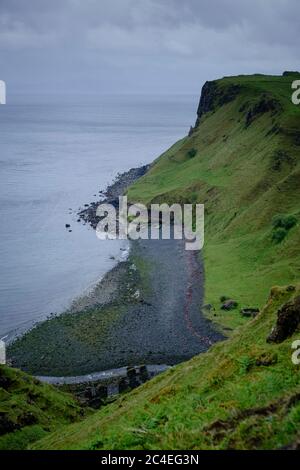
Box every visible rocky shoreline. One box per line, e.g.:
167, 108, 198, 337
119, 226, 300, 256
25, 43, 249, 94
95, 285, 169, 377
77, 164, 150, 229
8, 235, 223, 376
8, 163, 222, 396
37, 364, 169, 408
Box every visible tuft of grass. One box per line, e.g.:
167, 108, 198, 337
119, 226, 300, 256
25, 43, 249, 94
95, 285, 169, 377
271, 214, 297, 244
272, 214, 297, 231
0, 426, 47, 451
272, 227, 288, 244
237, 356, 256, 375
186, 148, 197, 159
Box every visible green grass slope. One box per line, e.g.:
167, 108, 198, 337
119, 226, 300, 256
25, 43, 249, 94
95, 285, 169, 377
0, 365, 84, 450
128, 72, 300, 330
31, 284, 300, 450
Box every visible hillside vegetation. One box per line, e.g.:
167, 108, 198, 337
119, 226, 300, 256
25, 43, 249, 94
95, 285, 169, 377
0, 365, 84, 450
31, 284, 300, 450
128, 72, 300, 330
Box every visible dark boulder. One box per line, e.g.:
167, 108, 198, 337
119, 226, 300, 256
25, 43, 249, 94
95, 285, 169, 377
119, 377, 130, 394
203, 303, 214, 311
0, 412, 18, 435
188, 126, 194, 136
127, 367, 139, 389
139, 365, 149, 382
82, 384, 108, 409
241, 308, 259, 318
255, 351, 278, 367
221, 299, 238, 311
267, 295, 300, 343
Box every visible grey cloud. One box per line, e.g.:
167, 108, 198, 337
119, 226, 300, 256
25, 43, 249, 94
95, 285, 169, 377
0, 0, 299, 94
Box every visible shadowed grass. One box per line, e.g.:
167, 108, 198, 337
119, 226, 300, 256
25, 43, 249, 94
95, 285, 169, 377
0, 365, 84, 450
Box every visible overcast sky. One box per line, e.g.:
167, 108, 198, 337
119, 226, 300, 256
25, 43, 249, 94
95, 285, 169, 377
0, 0, 299, 95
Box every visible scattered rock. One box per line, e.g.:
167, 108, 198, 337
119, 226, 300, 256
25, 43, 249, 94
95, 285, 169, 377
77, 165, 149, 229
221, 299, 238, 311
240, 308, 260, 318
255, 351, 278, 367
65, 224, 71, 228
267, 295, 300, 343
203, 303, 214, 311
287, 285, 296, 292
119, 377, 130, 394
139, 365, 149, 382
132, 290, 140, 300
188, 126, 194, 136
127, 367, 139, 389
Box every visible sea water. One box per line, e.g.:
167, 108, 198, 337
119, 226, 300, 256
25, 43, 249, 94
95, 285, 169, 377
0, 93, 196, 337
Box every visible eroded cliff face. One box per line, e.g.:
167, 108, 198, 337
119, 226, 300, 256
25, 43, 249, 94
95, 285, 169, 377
194, 80, 241, 128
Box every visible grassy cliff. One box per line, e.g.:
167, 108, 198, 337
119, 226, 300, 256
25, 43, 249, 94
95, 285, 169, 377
128, 72, 300, 330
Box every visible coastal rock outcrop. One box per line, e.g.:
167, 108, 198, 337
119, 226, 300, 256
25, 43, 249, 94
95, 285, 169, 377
267, 295, 300, 343
195, 80, 241, 127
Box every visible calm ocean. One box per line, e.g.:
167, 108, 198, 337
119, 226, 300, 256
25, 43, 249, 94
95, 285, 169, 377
0, 93, 197, 338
